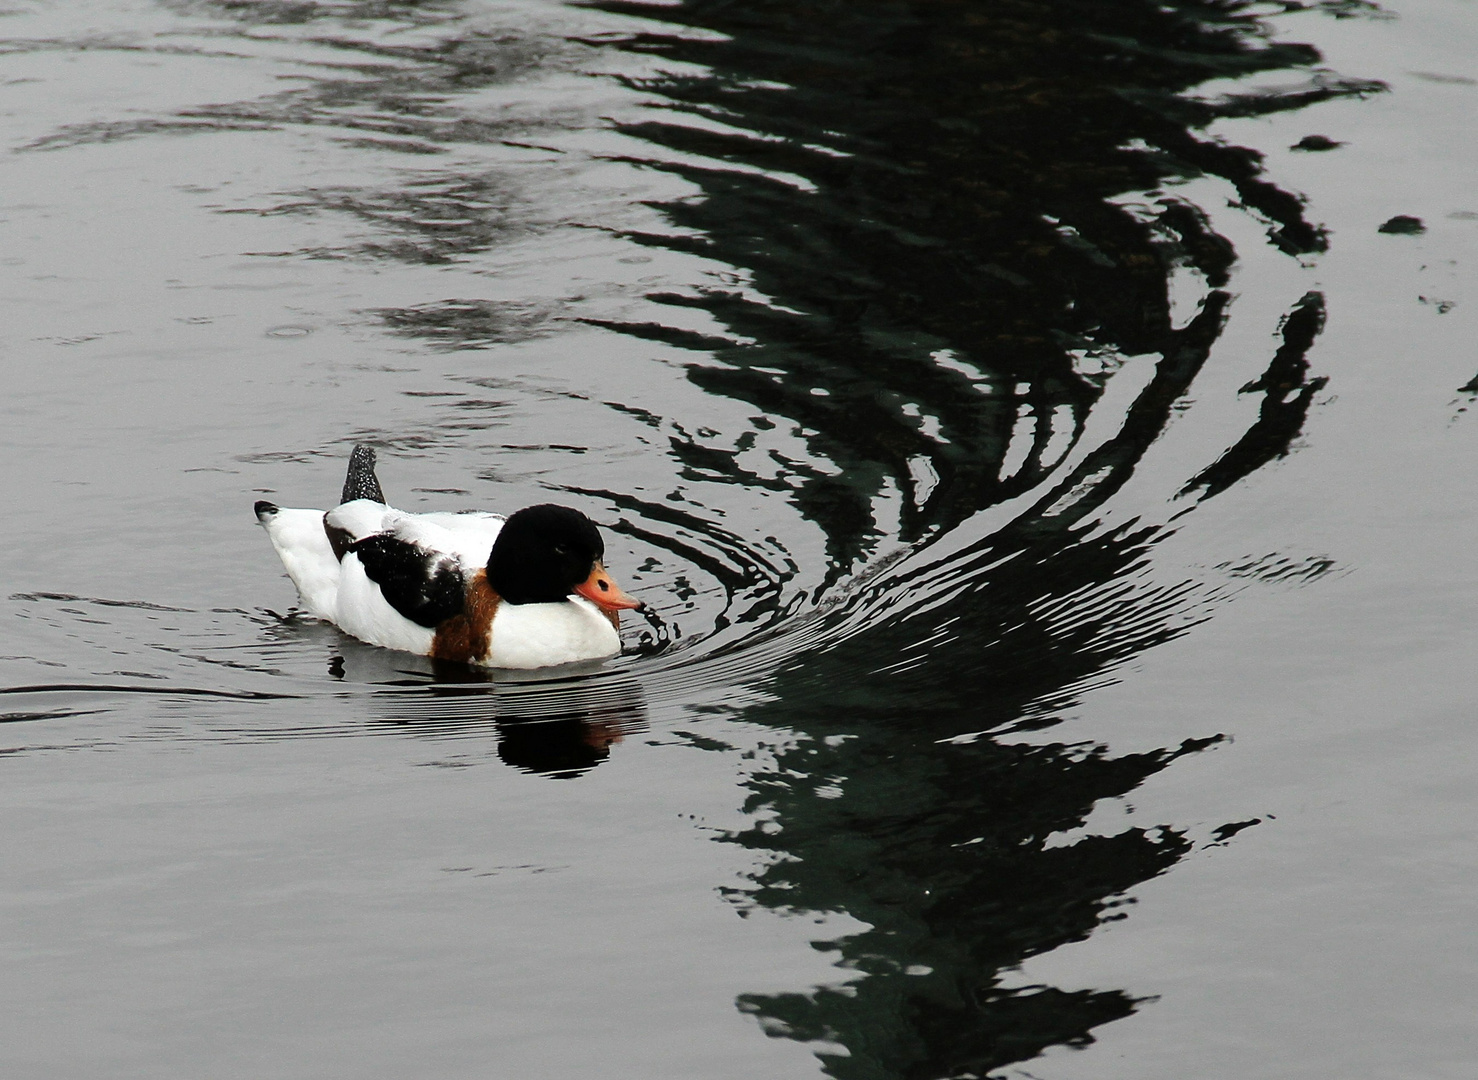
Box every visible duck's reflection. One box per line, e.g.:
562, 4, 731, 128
496, 711, 635, 778
335, 644, 647, 777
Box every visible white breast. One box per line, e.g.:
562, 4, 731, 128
483, 597, 621, 669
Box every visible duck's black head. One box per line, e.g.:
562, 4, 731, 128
487, 504, 640, 612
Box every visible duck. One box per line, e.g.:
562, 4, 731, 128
253, 445, 641, 669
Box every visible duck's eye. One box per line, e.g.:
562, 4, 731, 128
552, 544, 569, 556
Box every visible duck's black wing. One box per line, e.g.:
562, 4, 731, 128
351, 534, 465, 629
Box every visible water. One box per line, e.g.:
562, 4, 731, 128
2, 1, 1476, 1077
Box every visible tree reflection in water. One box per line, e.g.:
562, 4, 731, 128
583, 1, 1377, 1075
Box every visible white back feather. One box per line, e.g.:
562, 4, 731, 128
385, 511, 501, 574
325, 499, 395, 542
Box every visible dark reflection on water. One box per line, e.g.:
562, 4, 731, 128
1183, 290, 1328, 499
571, 1, 1370, 1075
586, 0, 1374, 554
369, 669, 649, 778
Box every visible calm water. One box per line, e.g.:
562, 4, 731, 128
2, 1, 1476, 1077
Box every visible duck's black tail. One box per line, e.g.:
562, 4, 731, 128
341, 444, 387, 505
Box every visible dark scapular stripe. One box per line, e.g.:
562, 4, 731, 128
352, 534, 465, 629
323, 515, 355, 561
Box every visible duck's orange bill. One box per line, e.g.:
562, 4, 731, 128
574, 562, 642, 613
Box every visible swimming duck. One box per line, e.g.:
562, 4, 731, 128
254, 446, 640, 668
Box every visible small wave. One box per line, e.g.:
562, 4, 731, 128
0, 708, 107, 724
10, 592, 194, 613
0, 683, 297, 701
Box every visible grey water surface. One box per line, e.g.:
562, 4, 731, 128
2, 1, 1476, 1078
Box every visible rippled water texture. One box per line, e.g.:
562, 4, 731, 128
3, 1, 1477, 1077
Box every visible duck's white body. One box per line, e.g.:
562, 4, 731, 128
256, 506, 342, 620
482, 595, 622, 669
258, 498, 621, 668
